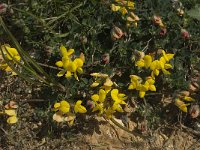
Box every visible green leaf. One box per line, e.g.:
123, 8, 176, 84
187, 5, 200, 20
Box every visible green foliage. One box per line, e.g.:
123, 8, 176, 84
0, 0, 200, 129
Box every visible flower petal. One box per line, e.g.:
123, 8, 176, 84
57, 70, 66, 77
55, 61, 63, 67
7, 116, 18, 124
54, 102, 60, 109
104, 78, 113, 87
5, 109, 16, 116
90, 81, 100, 87
53, 112, 64, 122
91, 94, 99, 101
139, 91, 146, 98
144, 55, 152, 68
135, 59, 144, 67
99, 89, 106, 103
74, 58, 84, 67
111, 89, 119, 101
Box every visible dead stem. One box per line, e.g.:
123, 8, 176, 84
37, 63, 63, 71
104, 116, 147, 139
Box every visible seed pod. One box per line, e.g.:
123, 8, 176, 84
189, 104, 200, 118
111, 26, 123, 40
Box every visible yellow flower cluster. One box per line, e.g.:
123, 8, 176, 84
0, 44, 21, 75
55, 45, 84, 81
111, 0, 134, 15
111, 0, 139, 27
0, 101, 18, 124
53, 100, 87, 125
90, 73, 127, 118
128, 75, 156, 98
135, 50, 174, 79
128, 50, 174, 98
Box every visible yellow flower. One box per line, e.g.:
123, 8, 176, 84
91, 89, 107, 103
4, 109, 18, 124
7, 115, 18, 124
135, 59, 144, 67
135, 55, 153, 69
64, 112, 76, 126
150, 60, 162, 78
112, 102, 124, 112
105, 107, 115, 118
60, 45, 74, 58
74, 100, 87, 113
102, 78, 113, 93
136, 77, 156, 98
111, 89, 127, 105
0, 45, 21, 75
92, 102, 104, 115
126, 12, 139, 27
128, 75, 142, 90
1, 44, 21, 61
4, 109, 17, 116
175, 98, 190, 112
90, 80, 101, 88
161, 50, 174, 62
90, 73, 113, 93
56, 46, 84, 80
120, 7, 128, 15
53, 111, 76, 125
54, 100, 70, 113
111, 4, 121, 12
53, 112, 65, 122
183, 96, 195, 102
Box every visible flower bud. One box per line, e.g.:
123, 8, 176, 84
153, 15, 164, 27
189, 82, 199, 92
160, 28, 167, 36
86, 100, 95, 109
127, 12, 139, 22
132, 50, 145, 61
101, 53, 110, 64
0, 3, 7, 14
189, 104, 200, 118
111, 26, 123, 40
179, 91, 190, 97
79, 52, 85, 63
181, 29, 190, 39
80, 36, 87, 44
177, 8, 184, 16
